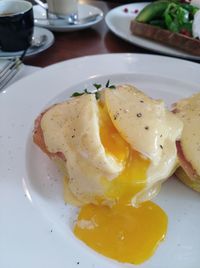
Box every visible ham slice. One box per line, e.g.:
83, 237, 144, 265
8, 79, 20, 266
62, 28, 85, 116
176, 141, 199, 182
172, 102, 200, 187
33, 108, 66, 162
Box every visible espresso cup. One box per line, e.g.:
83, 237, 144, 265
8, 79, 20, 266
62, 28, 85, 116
0, 0, 34, 52
46, 0, 78, 24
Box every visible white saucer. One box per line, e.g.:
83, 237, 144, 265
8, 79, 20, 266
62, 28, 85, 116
0, 27, 54, 58
33, 4, 103, 32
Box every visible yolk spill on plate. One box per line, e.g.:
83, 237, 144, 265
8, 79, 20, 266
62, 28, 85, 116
74, 102, 168, 264
74, 201, 167, 264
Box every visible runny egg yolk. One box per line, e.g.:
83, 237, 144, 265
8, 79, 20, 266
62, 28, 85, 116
98, 102, 150, 202
74, 102, 168, 265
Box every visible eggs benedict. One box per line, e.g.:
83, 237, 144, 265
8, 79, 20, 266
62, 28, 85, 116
173, 92, 200, 192
33, 84, 183, 264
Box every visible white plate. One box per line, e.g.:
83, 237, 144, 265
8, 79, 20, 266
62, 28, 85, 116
33, 4, 103, 32
105, 2, 200, 60
0, 27, 54, 58
1, 54, 200, 268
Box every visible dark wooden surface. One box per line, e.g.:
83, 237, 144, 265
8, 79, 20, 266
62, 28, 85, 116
24, 0, 193, 67
24, 0, 155, 67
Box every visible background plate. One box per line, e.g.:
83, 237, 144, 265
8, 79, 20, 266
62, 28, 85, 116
105, 3, 200, 61
0, 54, 200, 268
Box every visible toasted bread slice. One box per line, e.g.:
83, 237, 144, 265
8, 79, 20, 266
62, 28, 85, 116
130, 20, 200, 56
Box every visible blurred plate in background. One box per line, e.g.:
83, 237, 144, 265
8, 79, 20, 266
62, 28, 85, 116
105, 2, 200, 61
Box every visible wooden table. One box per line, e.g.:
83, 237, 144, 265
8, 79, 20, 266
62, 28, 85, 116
24, 0, 155, 67
24, 0, 194, 67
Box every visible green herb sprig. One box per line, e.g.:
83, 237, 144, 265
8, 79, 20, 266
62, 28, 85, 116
71, 80, 116, 99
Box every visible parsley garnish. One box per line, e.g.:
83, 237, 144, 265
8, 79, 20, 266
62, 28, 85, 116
108, 85, 116, 89
93, 83, 102, 90
71, 92, 85, 97
84, 89, 92, 94
105, 80, 110, 88
95, 91, 101, 100
105, 79, 116, 89
71, 80, 115, 99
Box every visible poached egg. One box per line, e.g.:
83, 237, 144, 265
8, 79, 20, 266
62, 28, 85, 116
173, 92, 200, 192
39, 84, 183, 264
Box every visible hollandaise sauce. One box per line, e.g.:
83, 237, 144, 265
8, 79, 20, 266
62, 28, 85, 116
74, 102, 168, 264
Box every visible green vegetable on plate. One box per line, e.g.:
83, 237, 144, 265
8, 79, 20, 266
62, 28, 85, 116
136, 0, 199, 36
